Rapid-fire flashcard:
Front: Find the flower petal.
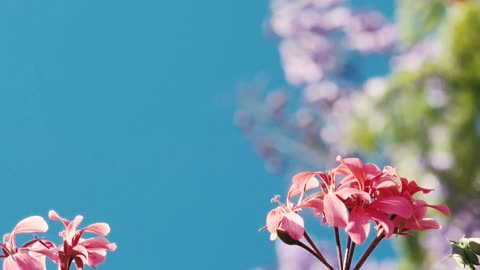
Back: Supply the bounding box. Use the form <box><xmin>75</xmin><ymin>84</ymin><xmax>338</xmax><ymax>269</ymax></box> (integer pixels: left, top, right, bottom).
<box><xmin>9</xmin><ymin>216</ymin><xmax>48</xmax><ymax>248</ymax></box>
<box><xmin>48</xmin><ymin>210</ymin><xmax>70</xmax><ymax>228</ymax></box>
<box><xmin>5</xmin><ymin>253</ymin><xmax>44</xmax><ymax>270</ymax></box>
<box><xmin>266</xmin><ymin>207</ymin><xmax>285</xmax><ymax>234</ymax></box>
<box><xmin>335</xmin><ymin>188</ymin><xmax>370</xmax><ymax>203</ymax></box>
<box><xmin>428</xmin><ymin>203</ymin><xmax>450</xmax><ymax>216</ymax></box>
<box><xmin>346</xmin><ymin>206</ymin><xmax>370</xmax><ymax>244</ymax></box>
<box><xmin>370</xmin><ymin>196</ymin><xmax>413</xmax><ymax>218</ymax></box>
<box><xmin>288</xmin><ymin>172</ymin><xmax>319</xmax><ymax>198</ymax></box>
<box><xmin>65</xmin><ymin>215</ymin><xmax>84</xmax><ymax>244</ymax></box>
<box><xmin>323</xmin><ymin>193</ymin><xmax>348</xmax><ymax>227</ymax></box>
<box><xmin>280</xmin><ymin>211</ymin><xmax>304</xmax><ymax>240</ymax></box>
<box><xmin>84</xmin><ymin>223</ymin><xmax>111</xmax><ymax>236</ymax></box>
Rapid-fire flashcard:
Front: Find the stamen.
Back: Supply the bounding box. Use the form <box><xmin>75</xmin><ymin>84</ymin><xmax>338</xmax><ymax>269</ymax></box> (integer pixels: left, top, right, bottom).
<box><xmin>270</xmin><ymin>195</ymin><xmax>281</xmax><ymax>204</ymax></box>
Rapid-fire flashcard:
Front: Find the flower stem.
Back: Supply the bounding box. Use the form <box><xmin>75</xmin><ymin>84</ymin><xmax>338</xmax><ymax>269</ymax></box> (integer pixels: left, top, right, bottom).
<box><xmin>352</xmin><ymin>233</ymin><xmax>385</xmax><ymax>270</ymax></box>
<box><xmin>334</xmin><ymin>227</ymin><xmax>344</xmax><ymax>270</ymax></box>
<box><xmin>303</xmin><ymin>231</ymin><xmax>334</xmax><ymax>270</ymax></box>
<box><xmin>344</xmin><ymin>237</ymin><xmax>356</xmax><ymax>270</ymax></box>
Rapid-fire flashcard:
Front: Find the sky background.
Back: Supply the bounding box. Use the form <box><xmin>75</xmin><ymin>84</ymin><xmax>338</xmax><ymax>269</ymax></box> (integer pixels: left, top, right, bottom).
<box><xmin>0</xmin><ymin>1</ymin><xmax>393</xmax><ymax>269</ymax></box>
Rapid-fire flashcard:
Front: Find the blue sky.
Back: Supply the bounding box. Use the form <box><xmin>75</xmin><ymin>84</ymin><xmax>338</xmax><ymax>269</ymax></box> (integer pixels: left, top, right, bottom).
<box><xmin>0</xmin><ymin>0</ymin><xmax>283</xmax><ymax>269</ymax></box>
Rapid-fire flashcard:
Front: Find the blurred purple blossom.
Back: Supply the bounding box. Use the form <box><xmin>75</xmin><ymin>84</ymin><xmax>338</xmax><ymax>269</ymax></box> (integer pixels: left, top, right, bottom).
<box><xmin>268</xmin><ymin>0</ymin><xmax>397</xmax><ymax>86</ymax></box>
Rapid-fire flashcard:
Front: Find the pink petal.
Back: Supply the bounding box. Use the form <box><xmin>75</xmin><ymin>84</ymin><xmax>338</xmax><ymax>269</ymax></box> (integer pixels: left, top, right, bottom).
<box><xmin>3</xmin><ymin>256</ymin><xmax>16</xmax><ymax>270</ymax></box>
<box><xmin>335</xmin><ymin>188</ymin><xmax>370</xmax><ymax>203</ymax></box>
<box><xmin>280</xmin><ymin>211</ymin><xmax>304</xmax><ymax>240</ymax></box>
<box><xmin>80</xmin><ymin>237</ymin><xmax>116</xmax><ymax>251</ymax></box>
<box><xmin>12</xmin><ymin>216</ymin><xmax>48</xmax><ymax>234</ymax></box>
<box><xmin>323</xmin><ymin>193</ymin><xmax>348</xmax><ymax>227</ymax></box>
<box><xmin>363</xmin><ymin>163</ymin><xmax>382</xmax><ymax>178</ymax></box>
<box><xmin>73</xmin><ymin>244</ymin><xmax>89</xmax><ymax>260</ymax></box>
<box><xmin>302</xmin><ymin>196</ymin><xmax>324</xmax><ymax>216</ymax></box>
<box><xmin>367</xmin><ymin>209</ymin><xmax>394</xmax><ymax>239</ymax></box>
<box><xmin>29</xmin><ymin>241</ymin><xmax>59</xmax><ymax>264</ymax></box>
<box><xmin>65</xmin><ymin>215</ymin><xmax>84</xmax><ymax>244</ymax></box>
<box><xmin>48</xmin><ymin>210</ymin><xmax>70</xmax><ymax>228</ymax></box>
<box><xmin>266</xmin><ymin>207</ymin><xmax>285</xmax><ymax>234</ymax></box>
<box><xmin>336</xmin><ymin>156</ymin><xmax>366</xmax><ymax>181</ymax></box>
<box><xmin>416</xmin><ymin>218</ymin><xmax>441</xmax><ymax>230</ymax></box>
<box><xmin>428</xmin><ymin>204</ymin><xmax>450</xmax><ymax>216</ymax></box>
<box><xmin>370</xmin><ymin>196</ymin><xmax>413</xmax><ymax>218</ymax></box>
<box><xmin>86</xmin><ymin>250</ymin><xmax>107</xmax><ymax>267</ymax></box>
<box><xmin>407</xmin><ymin>180</ymin><xmax>433</xmax><ymax>195</ymax></box>
<box><xmin>10</xmin><ymin>216</ymin><xmax>48</xmax><ymax>248</ymax></box>
<box><xmin>84</xmin><ymin>223</ymin><xmax>111</xmax><ymax>236</ymax></box>
<box><xmin>4</xmin><ymin>253</ymin><xmax>44</xmax><ymax>270</ymax></box>
<box><xmin>346</xmin><ymin>206</ymin><xmax>370</xmax><ymax>244</ymax></box>
<box><xmin>288</xmin><ymin>172</ymin><xmax>319</xmax><ymax>198</ymax></box>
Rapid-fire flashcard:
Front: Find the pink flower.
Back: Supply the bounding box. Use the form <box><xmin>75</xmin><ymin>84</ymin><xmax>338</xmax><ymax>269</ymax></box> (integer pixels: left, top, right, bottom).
<box><xmin>264</xmin><ymin>172</ymin><xmax>322</xmax><ymax>241</ymax></box>
<box><xmin>393</xmin><ymin>176</ymin><xmax>450</xmax><ymax>232</ymax></box>
<box><xmin>316</xmin><ymin>159</ymin><xmax>371</xmax><ymax>229</ymax></box>
<box><xmin>335</xmin><ymin>157</ymin><xmax>413</xmax><ymax>244</ymax></box>
<box><xmin>0</xmin><ymin>216</ymin><xmax>48</xmax><ymax>270</ymax></box>
<box><xmin>47</xmin><ymin>210</ymin><xmax>116</xmax><ymax>270</ymax></box>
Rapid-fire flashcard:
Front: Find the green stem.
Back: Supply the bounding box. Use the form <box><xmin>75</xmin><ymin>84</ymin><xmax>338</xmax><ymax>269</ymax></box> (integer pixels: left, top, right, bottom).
<box><xmin>303</xmin><ymin>231</ymin><xmax>334</xmax><ymax>270</ymax></box>
<box><xmin>353</xmin><ymin>234</ymin><xmax>385</xmax><ymax>270</ymax></box>
<box><xmin>334</xmin><ymin>227</ymin><xmax>344</xmax><ymax>270</ymax></box>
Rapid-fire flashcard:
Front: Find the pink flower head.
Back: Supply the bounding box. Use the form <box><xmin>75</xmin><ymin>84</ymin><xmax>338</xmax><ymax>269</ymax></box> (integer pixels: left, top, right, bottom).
<box><xmin>47</xmin><ymin>210</ymin><xmax>116</xmax><ymax>270</ymax></box>
<box><xmin>0</xmin><ymin>216</ymin><xmax>48</xmax><ymax>270</ymax></box>
<box><xmin>263</xmin><ymin>172</ymin><xmax>322</xmax><ymax>241</ymax></box>
<box><xmin>393</xmin><ymin>177</ymin><xmax>450</xmax><ymax>233</ymax></box>
<box><xmin>333</xmin><ymin>157</ymin><xmax>413</xmax><ymax>244</ymax></box>
<box><xmin>317</xmin><ymin>161</ymin><xmax>371</xmax><ymax>230</ymax></box>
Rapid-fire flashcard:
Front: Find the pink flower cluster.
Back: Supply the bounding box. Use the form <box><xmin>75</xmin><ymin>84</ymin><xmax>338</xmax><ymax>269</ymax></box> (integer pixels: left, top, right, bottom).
<box><xmin>0</xmin><ymin>210</ymin><xmax>116</xmax><ymax>270</ymax></box>
<box><xmin>262</xmin><ymin>156</ymin><xmax>450</xmax><ymax>269</ymax></box>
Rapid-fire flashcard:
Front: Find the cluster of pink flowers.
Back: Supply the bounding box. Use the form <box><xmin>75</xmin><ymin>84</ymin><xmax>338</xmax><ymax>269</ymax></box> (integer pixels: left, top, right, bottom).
<box><xmin>262</xmin><ymin>156</ymin><xmax>450</xmax><ymax>269</ymax></box>
<box><xmin>0</xmin><ymin>210</ymin><xmax>116</xmax><ymax>270</ymax></box>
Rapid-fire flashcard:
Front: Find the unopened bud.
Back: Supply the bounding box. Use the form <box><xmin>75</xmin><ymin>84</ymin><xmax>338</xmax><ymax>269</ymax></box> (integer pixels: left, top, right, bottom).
<box><xmin>451</xmin><ymin>241</ymin><xmax>480</xmax><ymax>268</ymax></box>
<box><xmin>464</xmin><ymin>249</ymin><xmax>480</xmax><ymax>265</ymax></box>
<box><xmin>466</xmin><ymin>238</ymin><xmax>480</xmax><ymax>255</ymax></box>
<box><xmin>451</xmin><ymin>241</ymin><xmax>468</xmax><ymax>266</ymax></box>
<box><xmin>276</xmin><ymin>229</ymin><xmax>299</xmax><ymax>245</ymax></box>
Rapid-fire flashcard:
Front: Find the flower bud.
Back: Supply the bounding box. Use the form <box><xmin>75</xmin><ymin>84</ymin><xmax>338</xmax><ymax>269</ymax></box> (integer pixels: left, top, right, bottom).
<box><xmin>451</xmin><ymin>241</ymin><xmax>468</xmax><ymax>266</ymax></box>
<box><xmin>276</xmin><ymin>229</ymin><xmax>299</xmax><ymax>245</ymax></box>
<box><xmin>466</xmin><ymin>238</ymin><xmax>480</xmax><ymax>255</ymax></box>
<box><xmin>451</xmin><ymin>241</ymin><xmax>480</xmax><ymax>267</ymax></box>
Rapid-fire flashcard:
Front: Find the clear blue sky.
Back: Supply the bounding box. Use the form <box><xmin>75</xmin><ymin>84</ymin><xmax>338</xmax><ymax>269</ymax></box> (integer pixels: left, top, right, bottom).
<box><xmin>0</xmin><ymin>1</ymin><xmax>396</xmax><ymax>269</ymax></box>
<box><xmin>0</xmin><ymin>1</ymin><xmax>282</xmax><ymax>269</ymax></box>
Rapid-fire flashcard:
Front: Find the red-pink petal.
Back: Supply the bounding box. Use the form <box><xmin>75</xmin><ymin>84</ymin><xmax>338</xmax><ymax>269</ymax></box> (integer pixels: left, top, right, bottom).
<box><xmin>370</xmin><ymin>196</ymin><xmax>413</xmax><ymax>218</ymax></box>
<box><xmin>335</xmin><ymin>188</ymin><xmax>370</xmax><ymax>203</ymax></box>
<box><xmin>367</xmin><ymin>209</ymin><xmax>394</xmax><ymax>238</ymax></box>
<box><xmin>428</xmin><ymin>204</ymin><xmax>450</xmax><ymax>216</ymax></box>
<box><xmin>407</xmin><ymin>180</ymin><xmax>433</xmax><ymax>195</ymax></box>
<box><xmin>346</xmin><ymin>206</ymin><xmax>370</xmax><ymax>244</ymax></box>
<box><xmin>323</xmin><ymin>193</ymin><xmax>348</xmax><ymax>227</ymax></box>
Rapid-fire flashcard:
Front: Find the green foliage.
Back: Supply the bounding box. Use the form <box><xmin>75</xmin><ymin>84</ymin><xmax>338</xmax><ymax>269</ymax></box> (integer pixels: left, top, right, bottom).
<box><xmin>347</xmin><ymin>1</ymin><xmax>480</xmax><ymax>268</ymax></box>
<box><xmin>396</xmin><ymin>0</ymin><xmax>446</xmax><ymax>46</ymax></box>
